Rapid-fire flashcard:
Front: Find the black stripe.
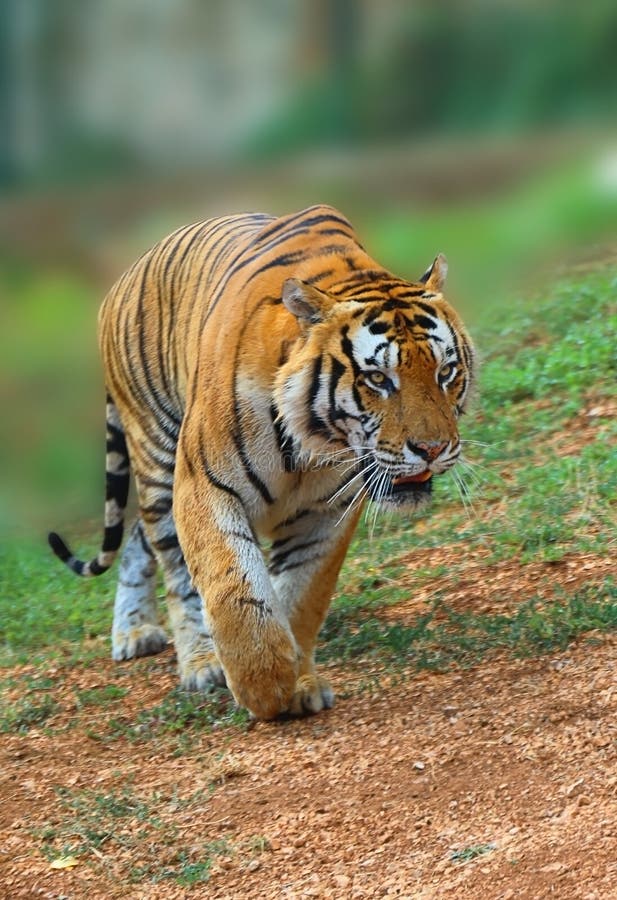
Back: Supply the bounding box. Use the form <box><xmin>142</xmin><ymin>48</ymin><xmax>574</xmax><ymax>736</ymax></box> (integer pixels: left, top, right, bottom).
<box><xmin>106</xmin><ymin>421</ymin><xmax>127</xmax><ymax>453</ymax></box>
<box><xmin>224</xmin><ymin>529</ymin><xmax>258</xmax><ymax>544</ymax></box>
<box><xmin>244</xmin><ymin>248</ymin><xmax>307</xmax><ymax>283</ymax></box>
<box><xmin>328</xmin><ymin>355</ymin><xmax>347</xmax><ymax>428</ymax></box>
<box><xmin>140</xmin><ymin>441</ymin><xmax>175</xmax><ymax>473</ymax></box>
<box><xmin>160</xmin><ymin>222</ymin><xmax>212</xmax><ymax>402</ymax></box>
<box><xmin>413</xmin><ymin>299</ymin><xmax>440</xmax><ymax>316</ymax></box>
<box><xmin>236</xmin><ymin>439</ymin><xmax>274</xmax><ymax>503</ymax></box>
<box><xmin>238</xmin><ymin>596</ymin><xmax>272</xmax><ymax>615</ymax></box>
<box><xmin>106</xmin><ymin>471</ymin><xmax>130</xmax><ymax>507</ymax></box>
<box><xmin>249</xmin><ymin>209</ymin><xmax>312</xmax><ymax>246</ymax></box>
<box><xmin>201</xmin><ymin>221</ymin><xmax>304</xmax><ymax>327</ymax></box>
<box><xmin>162</xmin><ymin>220</ymin><xmax>208</xmax><ymax>284</ymax></box>
<box><xmin>411</xmin><ymin>314</ymin><xmax>437</xmax><ymax>331</ymax></box>
<box><xmin>230</xmin><ymin>297</ymin><xmax>276</xmax><ymax>503</ymax></box>
<box><xmin>393</xmin><ymin>288</ymin><xmax>426</xmax><ymax>299</ymax></box>
<box><xmin>136</xmin><ymin>522</ymin><xmax>155</xmax><ymax>557</ymax></box>
<box><xmin>344</xmin><ymin>285</ymin><xmax>387</xmax><ymax>299</ymax></box>
<box><xmin>269</xmin><ymin>553</ymin><xmax>324</xmax><ymax>575</ymax></box>
<box><xmin>329</xmin><ymin>270</ymin><xmax>389</xmax><ymax>294</ymax></box>
<box><xmin>269</xmin><ymin>539</ymin><xmax>324</xmax><ymax>574</ymax></box>
<box><xmin>308</xmin><ymin>355</ymin><xmax>323</xmax><ymax>409</ymax></box>
<box><xmin>311</xmin><ymin>242</ymin><xmax>353</xmax><ymax>258</ymax></box>
<box><xmin>141</xmin><ymin>495</ymin><xmax>173</xmax><ymax>521</ymax></box>
<box><xmin>381</xmin><ymin>298</ymin><xmax>420</xmax><ymax>312</ymax></box>
<box><xmin>303</xmin><ymin>268</ymin><xmax>335</xmax><ymax>285</ymax></box>
<box><xmin>152</xmin><ymin>533</ymin><xmax>180</xmax><ymax>552</ymax></box>
<box><xmin>202</xmin><ymin>226</ymin><xmax>303</xmax><ymax>327</ymax></box>
<box><xmin>102</xmin><ymin>522</ymin><xmax>124</xmax><ymax>552</ymax></box>
<box><xmin>139</xmin><ymin>473</ymin><xmax>174</xmax><ymax>492</ymax></box>
<box><xmin>203</xmin><ymin>209</ymin><xmax>357</xmax><ymax>328</ymax></box>
<box><xmin>201</xmin><ymin>444</ymin><xmax>244</xmax><ymax>503</ymax></box>
<box><xmin>363</xmin><ymin>341</ymin><xmax>390</xmax><ymax>369</ymax></box>
<box><xmin>368</xmin><ymin>320</ymin><xmax>390</xmax><ymax>334</ymax></box>
<box><xmin>318</xmin><ymin>227</ymin><xmax>355</xmax><ymax>239</ymax></box>
<box><xmin>134</xmin><ymin>253</ymin><xmax>183</xmax><ymax>431</ymax></box>
<box><xmin>340</xmin><ymin>325</ymin><xmax>361</xmax><ymax>378</ymax></box>
<box><xmin>201</xmin><ymin>216</ymin><xmax>266</xmax><ymax>287</ymax></box>
<box><xmin>48</xmin><ymin>531</ymin><xmax>71</xmax><ymax>562</ymax></box>
<box><xmin>307</xmin><ymin>355</ymin><xmax>330</xmax><ymax>438</ymax></box>
<box><xmin>254</xmin><ymin>209</ymin><xmax>354</xmax><ymax>247</ymax></box>
<box><xmin>270</xmin><ymin>402</ymin><xmax>297</xmax><ymax>472</ymax></box>
<box><xmin>277</xmin><ymin>508</ymin><xmax>312</xmax><ymax>528</ymax></box>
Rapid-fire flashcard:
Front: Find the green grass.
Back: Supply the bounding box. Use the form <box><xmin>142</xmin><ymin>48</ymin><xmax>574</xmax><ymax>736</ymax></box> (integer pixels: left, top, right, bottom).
<box><xmin>0</xmin><ymin>667</ymin><xmax>63</xmax><ymax>733</ymax></box>
<box><xmin>75</xmin><ymin>684</ymin><xmax>128</xmax><ymax>707</ymax></box>
<box><xmin>98</xmin><ymin>687</ymin><xmax>251</xmax><ymax>744</ymax></box>
<box><xmin>0</xmin><ymin>693</ymin><xmax>58</xmax><ymax>734</ymax></box>
<box><xmin>36</xmin><ymin>783</ymin><xmax>267</xmax><ymax>885</ymax></box>
<box><xmin>450</xmin><ymin>842</ymin><xmax>497</xmax><ymax>864</ymax></box>
<box><xmin>320</xmin><ymin>581</ymin><xmax>617</xmax><ymax>669</ymax></box>
<box><xmin>0</xmin><ymin>539</ymin><xmax>116</xmax><ymax>665</ymax></box>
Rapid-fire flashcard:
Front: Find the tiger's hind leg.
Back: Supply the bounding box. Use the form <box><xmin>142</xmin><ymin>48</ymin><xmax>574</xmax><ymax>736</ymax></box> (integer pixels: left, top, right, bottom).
<box><xmin>112</xmin><ymin>519</ymin><xmax>168</xmax><ymax>660</ymax></box>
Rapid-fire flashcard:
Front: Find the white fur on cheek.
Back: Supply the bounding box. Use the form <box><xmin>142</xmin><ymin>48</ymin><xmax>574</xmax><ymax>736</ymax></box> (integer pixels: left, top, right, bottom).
<box><xmin>351</xmin><ymin>326</ymin><xmax>397</xmax><ymax>371</ymax></box>
<box><xmin>427</xmin><ymin>317</ymin><xmax>455</xmax><ymax>366</ymax></box>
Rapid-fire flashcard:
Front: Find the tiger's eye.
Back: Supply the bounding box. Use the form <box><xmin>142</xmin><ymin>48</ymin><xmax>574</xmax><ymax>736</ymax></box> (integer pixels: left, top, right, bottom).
<box><xmin>368</xmin><ymin>371</ymin><xmax>386</xmax><ymax>385</ymax></box>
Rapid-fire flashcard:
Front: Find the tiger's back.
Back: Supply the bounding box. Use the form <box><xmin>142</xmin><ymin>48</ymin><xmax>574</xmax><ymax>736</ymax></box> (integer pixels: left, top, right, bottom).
<box><xmin>99</xmin><ymin>212</ymin><xmax>275</xmax><ymax>436</ymax></box>
<box><xmin>99</xmin><ymin>207</ymin><xmax>373</xmax><ymax>459</ymax></box>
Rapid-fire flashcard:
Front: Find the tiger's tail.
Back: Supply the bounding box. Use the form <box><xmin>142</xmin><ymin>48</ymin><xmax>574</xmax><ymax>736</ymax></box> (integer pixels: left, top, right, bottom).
<box><xmin>48</xmin><ymin>393</ymin><xmax>130</xmax><ymax>577</ymax></box>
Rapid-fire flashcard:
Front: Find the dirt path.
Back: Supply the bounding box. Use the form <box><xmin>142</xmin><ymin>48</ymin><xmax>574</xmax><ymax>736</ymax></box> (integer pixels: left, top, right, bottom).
<box><xmin>2</xmin><ymin>617</ymin><xmax>616</xmax><ymax>899</ymax></box>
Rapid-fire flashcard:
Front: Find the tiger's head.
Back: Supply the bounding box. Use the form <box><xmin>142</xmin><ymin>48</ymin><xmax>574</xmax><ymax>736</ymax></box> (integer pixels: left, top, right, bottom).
<box><xmin>273</xmin><ymin>255</ymin><xmax>475</xmax><ymax>508</ymax></box>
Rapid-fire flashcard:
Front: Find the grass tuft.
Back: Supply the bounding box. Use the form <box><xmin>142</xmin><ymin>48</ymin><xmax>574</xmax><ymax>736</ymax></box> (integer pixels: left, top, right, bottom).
<box><xmin>99</xmin><ymin>688</ymin><xmax>251</xmax><ymax>744</ymax></box>
<box><xmin>319</xmin><ymin>580</ymin><xmax>617</xmax><ymax>670</ymax></box>
<box><xmin>0</xmin><ymin>694</ymin><xmax>58</xmax><ymax>734</ymax></box>
<box><xmin>450</xmin><ymin>842</ymin><xmax>497</xmax><ymax>864</ymax></box>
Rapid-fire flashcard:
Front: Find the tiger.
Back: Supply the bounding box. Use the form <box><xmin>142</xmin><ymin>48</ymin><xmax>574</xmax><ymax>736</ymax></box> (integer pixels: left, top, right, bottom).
<box><xmin>49</xmin><ymin>204</ymin><xmax>475</xmax><ymax>720</ymax></box>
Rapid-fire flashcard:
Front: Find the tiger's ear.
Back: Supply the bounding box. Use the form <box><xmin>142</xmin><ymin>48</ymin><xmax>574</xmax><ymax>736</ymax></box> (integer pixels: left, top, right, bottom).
<box><xmin>282</xmin><ymin>278</ymin><xmax>335</xmax><ymax>324</ymax></box>
<box><xmin>419</xmin><ymin>253</ymin><xmax>448</xmax><ymax>292</ymax></box>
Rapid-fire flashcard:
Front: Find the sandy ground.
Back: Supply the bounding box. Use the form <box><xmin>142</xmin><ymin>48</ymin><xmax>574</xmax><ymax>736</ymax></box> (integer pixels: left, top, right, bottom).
<box><xmin>1</xmin><ymin>545</ymin><xmax>616</xmax><ymax>899</ymax></box>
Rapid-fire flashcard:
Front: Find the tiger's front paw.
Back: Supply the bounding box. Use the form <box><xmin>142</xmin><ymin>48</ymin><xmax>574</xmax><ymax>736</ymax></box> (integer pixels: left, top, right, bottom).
<box><xmin>214</xmin><ymin>617</ymin><xmax>298</xmax><ymax>719</ymax></box>
<box><xmin>287</xmin><ymin>674</ymin><xmax>334</xmax><ymax>717</ymax></box>
<box><xmin>179</xmin><ymin>649</ymin><xmax>227</xmax><ymax>692</ymax></box>
<box><xmin>112</xmin><ymin>624</ymin><xmax>169</xmax><ymax>661</ymax></box>
<box><xmin>178</xmin><ymin>651</ymin><xmax>227</xmax><ymax>693</ymax></box>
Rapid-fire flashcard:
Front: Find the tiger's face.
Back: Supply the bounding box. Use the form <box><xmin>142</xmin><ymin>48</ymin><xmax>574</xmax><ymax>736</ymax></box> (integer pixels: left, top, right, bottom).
<box><xmin>275</xmin><ymin>256</ymin><xmax>475</xmax><ymax>508</ymax></box>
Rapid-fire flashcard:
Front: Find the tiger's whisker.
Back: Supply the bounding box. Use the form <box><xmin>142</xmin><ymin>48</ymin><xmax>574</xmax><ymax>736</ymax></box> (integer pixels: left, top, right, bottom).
<box><xmin>335</xmin><ymin>481</ymin><xmax>371</xmax><ymax>527</ymax></box>
<box><xmin>451</xmin><ymin>468</ymin><xmax>477</xmax><ymax>520</ymax></box>
<box><xmin>328</xmin><ymin>461</ymin><xmax>378</xmax><ymax>505</ymax></box>
<box><xmin>369</xmin><ymin>469</ymin><xmax>389</xmax><ymax>538</ymax></box>
<box><xmin>458</xmin><ymin>456</ymin><xmax>504</xmax><ymax>486</ymax></box>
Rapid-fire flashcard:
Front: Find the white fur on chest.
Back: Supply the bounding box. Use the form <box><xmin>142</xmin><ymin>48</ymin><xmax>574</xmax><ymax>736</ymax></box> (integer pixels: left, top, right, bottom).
<box><xmin>234</xmin><ymin>375</ymin><xmax>353</xmax><ymax>534</ymax></box>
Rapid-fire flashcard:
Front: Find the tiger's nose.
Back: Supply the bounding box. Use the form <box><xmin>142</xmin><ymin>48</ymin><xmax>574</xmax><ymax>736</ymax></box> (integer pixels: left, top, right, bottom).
<box><xmin>407</xmin><ymin>440</ymin><xmax>449</xmax><ymax>462</ymax></box>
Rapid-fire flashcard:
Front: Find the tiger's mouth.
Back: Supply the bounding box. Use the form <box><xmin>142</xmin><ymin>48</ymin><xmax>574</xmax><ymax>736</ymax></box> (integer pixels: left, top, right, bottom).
<box><xmin>363</xmin><ymin>464</ymin><xmax>434</xmax><ymax>506</ymax></box>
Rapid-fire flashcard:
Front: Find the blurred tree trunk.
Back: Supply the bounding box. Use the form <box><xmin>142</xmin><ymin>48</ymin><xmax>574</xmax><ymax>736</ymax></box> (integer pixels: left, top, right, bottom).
<box><xmin>0</xmin><ymin>1</ymin><xmax>11</xmax><ymax>183</ymax></box>
<box><xmin>301</xmin><ymin>0</ymin><xmax>361</xmax><ymax>140</ymax></box>
<box><xmin>2</xmin><ymin>0</ymin><xmax>48</xmax><ymax>185</ymax></box>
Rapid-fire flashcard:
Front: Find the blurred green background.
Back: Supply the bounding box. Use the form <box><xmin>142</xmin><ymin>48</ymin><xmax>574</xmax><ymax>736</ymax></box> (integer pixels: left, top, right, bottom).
<box><xmin>1</xmin><ymin>0</ymin><xmax>616</xmax><ymax>542</ymax></box>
